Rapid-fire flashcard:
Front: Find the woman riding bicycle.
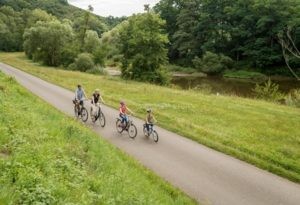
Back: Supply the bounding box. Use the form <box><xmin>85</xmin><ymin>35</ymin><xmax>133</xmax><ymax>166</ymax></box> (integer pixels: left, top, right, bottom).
<box><xmin>90</xmin><ymin>89</ymin><xmax>105</xmax><ymax>117</ymax></box>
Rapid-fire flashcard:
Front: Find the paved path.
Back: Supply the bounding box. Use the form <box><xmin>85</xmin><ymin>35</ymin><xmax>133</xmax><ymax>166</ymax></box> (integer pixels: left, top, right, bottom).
<box><xmin>1</xmin><ymin>63</ymin><xmax>300</xmax><ymax>205</ymax></box>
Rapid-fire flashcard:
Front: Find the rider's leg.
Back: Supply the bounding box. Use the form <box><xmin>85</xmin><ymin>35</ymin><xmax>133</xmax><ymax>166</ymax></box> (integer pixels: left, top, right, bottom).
<box><xmin>120</xmin><ymin>114</ymin><xmax>126</xmax><ymax>127</ymax></box>
<box><xmin>125</xmin><ymin>115</ymin><xmax>129</xmax><ymax>126</ymax></box>
<box><xmin>146</xmin><ymin>123</ymin><xmax>150</xmax><ymax>132</ymax></box>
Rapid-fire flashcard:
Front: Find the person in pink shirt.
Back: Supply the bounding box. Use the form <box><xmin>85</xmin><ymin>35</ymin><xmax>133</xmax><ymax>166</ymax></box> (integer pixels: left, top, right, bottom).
<box><xmin>119</xmin><ymin>101</ymin><xmax>133</xmax><ymax>127</ymax></box>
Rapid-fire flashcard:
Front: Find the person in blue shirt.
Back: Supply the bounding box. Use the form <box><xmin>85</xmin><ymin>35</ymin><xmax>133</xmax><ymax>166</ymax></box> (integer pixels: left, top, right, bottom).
<box><xmin>74</xmin><ymin>84</ymin><xmax>87</xmax><ymax>107</ymax></box>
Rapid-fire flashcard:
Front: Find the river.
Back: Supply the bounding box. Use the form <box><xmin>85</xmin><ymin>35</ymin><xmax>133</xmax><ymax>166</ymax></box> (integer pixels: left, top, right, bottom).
<box><xmin>172</xmin><ymin>76</ymin><xmax>300</xmax><ymax>97</ymax></box>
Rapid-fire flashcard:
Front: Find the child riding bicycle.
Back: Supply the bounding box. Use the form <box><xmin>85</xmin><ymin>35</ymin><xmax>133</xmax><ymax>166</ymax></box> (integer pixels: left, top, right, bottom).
<box><xmin>119</xmin><ymin>101</ymin><xmax>133</xmax><ymax>128</ymax></box>
<box><xmin>145</xmin><ymin>108</ymin><xmax>157</xmax><ymax>136</ymax></box>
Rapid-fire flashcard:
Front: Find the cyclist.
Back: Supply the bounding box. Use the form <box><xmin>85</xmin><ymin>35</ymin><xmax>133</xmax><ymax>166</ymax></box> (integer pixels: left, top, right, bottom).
<box><xmin>145</xmin><ymin>108</ymin><xmax>157</xmax><ymax>136</ymax></box>
<box><xmin>119</xmin><ymin>101</ymin><xmax>133</xmax><ymax>128</ymax></box>
<box><xmin>90</xmin><ymin>89</ymin><xmax>105</xmax><ymax>118</ymax></box>
<box><xmin>74</xmin><ymin>84</ymin><xmax>87</xmax><ymax>114</ymax></box>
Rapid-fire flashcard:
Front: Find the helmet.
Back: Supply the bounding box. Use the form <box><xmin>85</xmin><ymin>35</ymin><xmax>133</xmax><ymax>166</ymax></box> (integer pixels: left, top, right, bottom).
<box><xmin>95</xmin><ymin>89</ymin><xmax>100</xmax><ymax>93</ymax></box>
<box><xmin>147</xmin><ymin>108</ymin><xmax>152</xmax><ymax>113</ymax></box>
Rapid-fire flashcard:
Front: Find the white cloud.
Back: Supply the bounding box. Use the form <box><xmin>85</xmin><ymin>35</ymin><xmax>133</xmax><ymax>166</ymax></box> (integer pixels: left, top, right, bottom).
<box><xmin>68</xmin><ymin>0</ymin><xmax>160</xmax><ymax>17</ymax></box>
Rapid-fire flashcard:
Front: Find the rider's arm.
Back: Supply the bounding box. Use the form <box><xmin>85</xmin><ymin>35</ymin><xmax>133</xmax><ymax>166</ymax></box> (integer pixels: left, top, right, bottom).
<box><xmin>153</xmin><ymin>116</ymin><xmax>157</xmax><ymax>123</ymax></box>
<box><xmin>91</xmin><ymin>95</ymin><xmax>95</xmax><ymax>104</ymax></box>
<box><xmin>100</xmin><ymin>95</ymin><xmax>105</xmax><ymax>104</ymax></box>
<box><xmin>74</xmin><ymin>90</ymin><xmax>78</xmax><ymax>100</ymax></box>
<box><xmin>83</xmin><ymin>89</ymin><xmax>87</xmax><ymax>99</ymax></box>
<box><xmin>127</xmin><ymin>107</ymin><xmax>134</xmax><ymax>115</ymax></box>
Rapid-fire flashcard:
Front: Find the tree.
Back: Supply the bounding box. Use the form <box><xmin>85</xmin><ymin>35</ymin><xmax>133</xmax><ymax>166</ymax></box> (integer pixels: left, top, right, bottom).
<box><xmin>26</xmin><ymin>8</ymin><xmax>56</xmax><ymax>28</ymax></box>
<box><xmin>100</xmin><ymin>20</ymin><xmax>128</xmax><ymax>61</ymax></box>
<box><xmin>0</xmin><ymin>6</ymin><xmax>25</xmax><ymax>51</ymax></box>
<box><xmin>154</xmin><ymin>0</ymin><xmax>182</xmax><ymax>61</ymax></box>
<box><xmin>172</xmin><ymin>0</ymin><xmax>200</xmax><ymax>65</ymax></box>
<box><xmin>23</xmin><ymin>20</ymin><xmax>74</xmax><ymax>66</ymax></box>
<box><xmin>84</xmin><ymin>30</ymin><xmax>101</xmax><ymax>53</ymax></box>
<box><xmin>119</xmin><ymin>13</ymin><xmax>169</xmax><ymax>85</ymax></box>
<box><xmin>278</xmin><ymin>26</ymin><xmax>300</xmax><ymax>80</ymax></box>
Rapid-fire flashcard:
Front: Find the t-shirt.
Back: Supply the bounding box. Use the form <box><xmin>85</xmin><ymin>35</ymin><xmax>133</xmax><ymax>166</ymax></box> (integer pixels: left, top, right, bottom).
<box><xmin>92</xmin><ymin>93</ymin><xmax>100</xmax><ymax>104</ymax></box>
<box><xmin>75</xmin><ymin>88</ymin><xmax>85</xmax><ymax>100</ymax></box>
<box><xmin>119</xmin><ymin>105</ymin><xmax>127</xmax><ymax>114</ymax></box>
<box><xmin>147</xmin><ymin>113</ymin><xmax>155</xmax><ymax>123</ymax></box>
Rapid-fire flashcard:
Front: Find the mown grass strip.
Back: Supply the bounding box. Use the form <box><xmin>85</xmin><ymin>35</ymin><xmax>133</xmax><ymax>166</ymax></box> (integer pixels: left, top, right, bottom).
<box><xmin>0</xmin><ymin>71</ymin><xmax>195</xmax><ymax>204</ymax></box>
<box><xmin>1</xmin><ymin>52</ymin><xmax>300</xmax><ymax>183</ymax></box>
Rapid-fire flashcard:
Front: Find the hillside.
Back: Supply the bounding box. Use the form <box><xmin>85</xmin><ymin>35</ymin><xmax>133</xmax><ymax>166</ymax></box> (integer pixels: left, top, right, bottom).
<box><xmin>0</xmin><ymin>0</ymin><xmax>104</xmax><ymax>21</ymax></box>
<box><xmin>0</xmin><ymin>71</ymin><xmax>195</xmax><ymax>204</ymax></box>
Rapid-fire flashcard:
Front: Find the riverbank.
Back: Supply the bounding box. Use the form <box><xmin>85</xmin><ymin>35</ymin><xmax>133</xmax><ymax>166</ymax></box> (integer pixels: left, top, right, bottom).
<box><xmin>1</xmin><ymin>52</ymin><xmax>300</xmax><ymax>183</ymax></box>
<box><xmin>0</xmin><ymin>72</ymin><xmax>195</xmax><ymax>204</ymax></box>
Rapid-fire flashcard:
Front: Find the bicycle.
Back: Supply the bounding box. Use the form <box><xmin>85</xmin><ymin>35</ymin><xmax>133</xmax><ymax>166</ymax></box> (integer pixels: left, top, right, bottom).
<box><xmin>91</xmin><ymin>102</ymin><xmax>106</xmax><ymax>127</ymax></box>
<box><xmin>73</xmin><ymin>99</ymin><xmax>88</xmax><ymax>122</ymax></box>
<box><xmin>143</xmin><ymin>124</ymin><xmax>159</xmax><ymax>143</ymax></box>
<box><xmin>116</xmin><ymin>115</ymin><xmax>137</xmax><ymax>139</ymax></box>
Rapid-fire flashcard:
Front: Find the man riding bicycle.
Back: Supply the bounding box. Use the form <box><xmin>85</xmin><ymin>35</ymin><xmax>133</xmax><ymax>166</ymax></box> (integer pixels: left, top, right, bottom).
<box><xmin>119</xmin><ymin>101</ymin><xmax>133</xmax><ymax>128</ymax></box>
<box><xmin>74</xmin><ymin>84</ymin><xmax>87</xmax><ymax>114</ymax></box>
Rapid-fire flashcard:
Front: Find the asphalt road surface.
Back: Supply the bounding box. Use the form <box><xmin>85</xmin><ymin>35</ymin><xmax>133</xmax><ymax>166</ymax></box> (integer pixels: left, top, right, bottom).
<box><xmin>1</xmin><ymin>63</ymin><xmax>300</xmax><ymax>205</ymax></box>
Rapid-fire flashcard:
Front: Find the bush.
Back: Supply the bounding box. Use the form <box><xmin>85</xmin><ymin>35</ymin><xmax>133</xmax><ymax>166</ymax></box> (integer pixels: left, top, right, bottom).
<box><xmin>86</xmin><ymin>66</ymin><xmax>107</xmax><ymax>75</ymax></box>
<box><xmin>93</xmin><ymin>46</ymin><xmax>107</xmax><ymax>67</ymax></box>
<box><xmin>285</xmin><ymin>89</ymin><xmax>300</xmax><ymax>108</ymax></box>
<box><xmin>121</xmin><ymin>54</ymin><xmax>170</xmax><ymax>85</ymax></box>
<box><xmin>253</xmin><ymin>78</ymin><xmax>284</xmax><ymax>102</ymax></box>
<box><xmin>60</xmin><ymin>45</ymin><xmax>79</xmax><ymax>67</ymax></box>
<box><xmin>193</xmin><ymin>52</ymin><xmax>233</xmax><ymax>74</ymax></box>
<box><xmin>72</xmin><ymin>53</ymin><xmax>95</xmax><ymax>72</ymax></box>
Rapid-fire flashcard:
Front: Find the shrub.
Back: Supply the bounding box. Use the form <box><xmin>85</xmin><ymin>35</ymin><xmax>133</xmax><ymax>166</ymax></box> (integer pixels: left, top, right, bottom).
<box><xmin>193</xmin><ymin>52</ymin><xmax>233</xmax><ymax>74</ymax></box>
<box><xmin>93</xmin><ymin>46</ymin><xmax>107</xmax><ymax>67</ymax></box>
<box><xmin>86</xmin><ymin>66</ymin><xmax>107</xmax><ymax>75</ymax></box>
<box><xmin>285</xmin><ymin>89</ymin><xmax>300</xmax><ymax>108</ymax></box>
<box><xmin>60</xmin><ymin>45</ymin><xmax>79</xmax><ymax>67</ymax></box>
<box><xmin>253</xmin><ymin>78</ymin><xmax>284</xmax><ymax>102</ymax></box>
<box><xmin>72</xmin><ymin>53</ymin><xmax>95</xmax><ymax>72</ymax></box>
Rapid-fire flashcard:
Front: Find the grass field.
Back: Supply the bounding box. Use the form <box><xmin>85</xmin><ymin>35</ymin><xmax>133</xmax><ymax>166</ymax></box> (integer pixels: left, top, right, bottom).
<box><xmin>1</xmin><ymin>52</ymin><xmax>300</xmax><ymax>183</ymax></box>
<box><xmin>0</xmin><ymin>72</ymin><xmax>195</xmax><ymax>204</ymax></box>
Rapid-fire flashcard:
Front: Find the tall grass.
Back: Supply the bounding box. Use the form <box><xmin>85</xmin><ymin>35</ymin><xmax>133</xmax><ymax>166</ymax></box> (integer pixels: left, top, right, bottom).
<box><xmin>0</xmin><ymin>72</ymin><xmax>195</xmax><ymax>204</ymax></box>
<box><xmin>1</xmin><ymin>52</ymin><xmax>300</xmax><ymax>183</ymax></box>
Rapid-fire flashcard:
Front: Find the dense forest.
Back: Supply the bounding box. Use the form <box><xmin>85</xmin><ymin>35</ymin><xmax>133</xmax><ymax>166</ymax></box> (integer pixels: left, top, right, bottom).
<box><xmin>0</xmin><ymin>0</ymin><xmax>299</xmax><ymax>84</ymax></box>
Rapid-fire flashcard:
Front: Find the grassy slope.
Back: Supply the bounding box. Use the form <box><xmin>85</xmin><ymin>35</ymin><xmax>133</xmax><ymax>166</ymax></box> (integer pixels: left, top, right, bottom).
<box><xmin>0</xmin><ymin>52</ymin><xmax>300</xmax><ymax>183</ymax></box>
<box><xmin>0</xmin><ymin>72</ymin><xmax>195</xmax><ymax>204</ymax></box>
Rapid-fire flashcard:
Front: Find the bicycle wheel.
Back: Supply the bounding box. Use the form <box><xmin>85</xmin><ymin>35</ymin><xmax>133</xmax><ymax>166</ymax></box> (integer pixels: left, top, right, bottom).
<box><xmin>128</xmin><ymin>123</ymin><xmax>137</xmax><ymax>139</ymax></box>
<box><xmin>152</xmin><ymin>130</ymin><xmax>159</xmax><ymax>143</ymax></box>
<box><xmin>81</xmin><ymin>107</ymin><xmax>88</xmax><ymax>122</ymax></box>
<box><xmin>99</xmin><ymin>112</ymin><xmax>106</xmax><ymax>127</ymax></box>
<box><xmin>116</xmin><ymin>119</ymin><xmax>123</xmax><ymax>133</ymax></box>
